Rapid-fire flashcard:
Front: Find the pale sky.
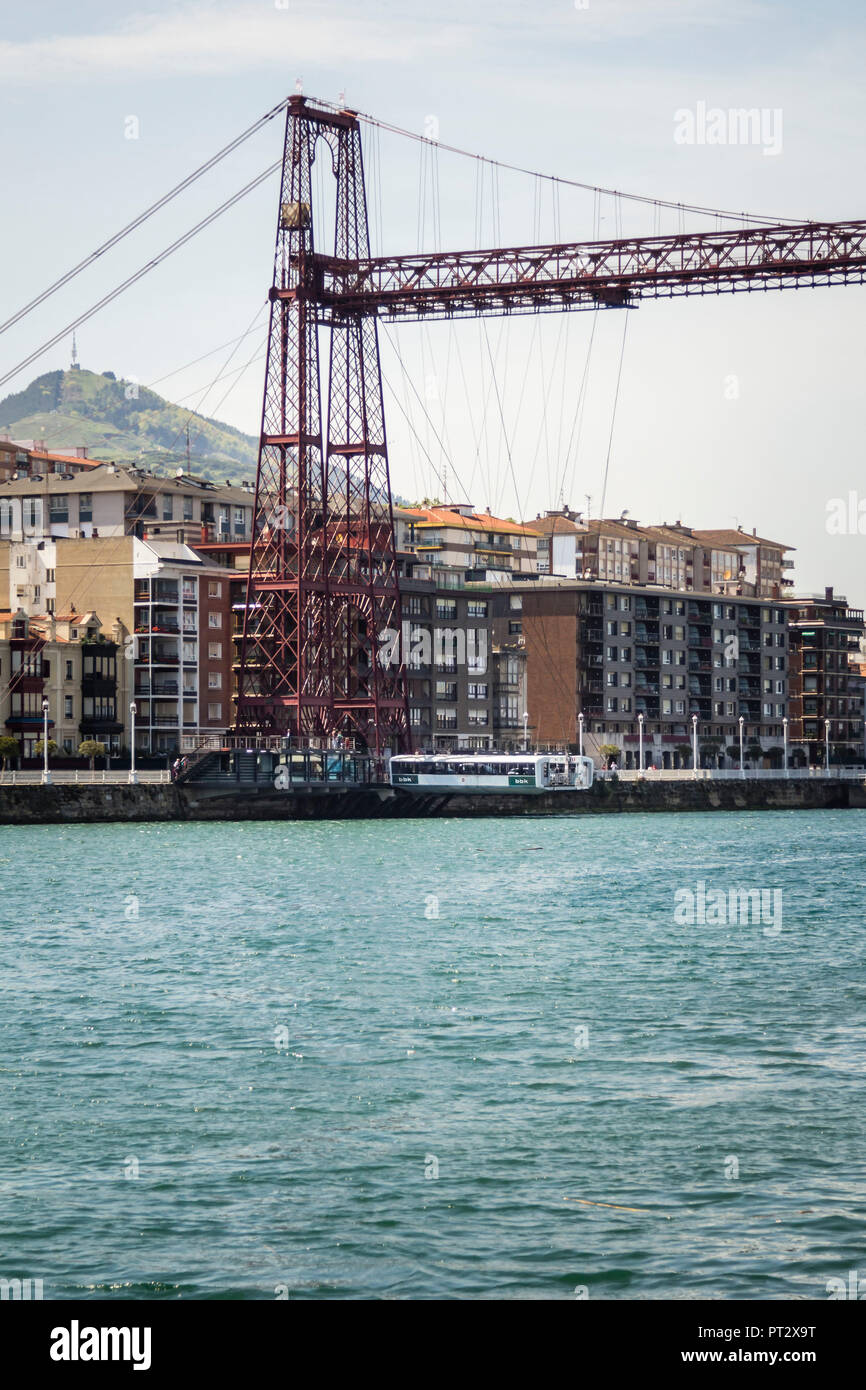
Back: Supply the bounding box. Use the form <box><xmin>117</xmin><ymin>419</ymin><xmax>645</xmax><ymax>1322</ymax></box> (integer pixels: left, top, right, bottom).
<box><xmin>1</xmin><ymin>0</ymin><xmax>864</xmax><ymax>603</ymax></box>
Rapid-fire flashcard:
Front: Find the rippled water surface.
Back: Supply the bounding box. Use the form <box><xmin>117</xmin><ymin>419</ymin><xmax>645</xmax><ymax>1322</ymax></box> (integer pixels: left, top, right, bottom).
<box><xmin>1</xmin><ymin>810</ymin><xmax>864</xmax><ymax>1299</ymax></box>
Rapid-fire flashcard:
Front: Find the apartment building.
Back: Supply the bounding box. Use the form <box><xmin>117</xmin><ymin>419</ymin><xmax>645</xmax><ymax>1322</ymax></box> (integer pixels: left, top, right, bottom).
<box><xmin>388</xmin><ymin>576</ymin><xmax>494</xmax><ymax>750</ymax></box>
<box><xmin>533</xmin><ymin>511</ymin><xmax>586</xmax><ymax>577</ymax></box>
<box><xmin>0</xmin><ymin>608</ymin><xmax>127</xmax><ymax>758</ymax></box>
<box><xmin>132</xmin><ymin>544</ymin><xmax>233</xmax><ymax>755</ymax></box>
<box><xmin>401</xmin><ymin>504</ymin><xmax>540</xmax><ymax>576</ymax></box>
<box><xmin>499</xmin><ymin>581</ymin><xmax>792</xmax><ymax>768</ymax></box>
<box><xmin>0</xmin><ymin>438</ymin><xmax>99</xmax><ymax>483</ymax></box>
<box><xmin>0</xmin><ymin>532</ymin><xmax>233</xmax><ymax>757</ymax></box>
<box><xmin>543</xmin><ymin>514</ymin><xmax>796</xmax><ymax>598</ymax></box>
<box><xmin>786</xmin><ymin>589</ymin><xmax>865</xmax><ymax>763</ymax></box>
<box><xmin>0</xmin><ymin>463</ymin><xmax>255</xmax><ymax>545</ymax></box>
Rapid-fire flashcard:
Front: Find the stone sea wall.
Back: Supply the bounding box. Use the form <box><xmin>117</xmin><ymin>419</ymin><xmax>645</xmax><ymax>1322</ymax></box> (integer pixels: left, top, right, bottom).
<box><xmin>0</xmin><ymin>776</ymin><xmax>863</xmax><ymax>825</ymax></box>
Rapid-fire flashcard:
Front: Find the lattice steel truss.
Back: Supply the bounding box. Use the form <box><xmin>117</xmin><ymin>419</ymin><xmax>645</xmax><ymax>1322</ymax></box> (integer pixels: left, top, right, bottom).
<box><xmin>237</xmin><ymin>97</ymin><xmax>409</xmax><ymax>753</ymax></box>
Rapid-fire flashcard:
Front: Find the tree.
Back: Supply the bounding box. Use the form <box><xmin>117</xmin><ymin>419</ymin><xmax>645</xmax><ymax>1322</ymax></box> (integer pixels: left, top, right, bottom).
<box><xmin>78</xmin><ymin>739</ymin><xmax>106</xmax><ymax>770</ymax></box>
<box><xmin>34</xmin><ymin>738</ymin><xmax>58</xmax><ymax>758</ymax></box>
<box><xmin>599</xmin><ymin>743</ymin><xmax>620</xmax><ymax>768</ymax></box>
<box><xmin>0</xmin><ymin>735</ymin><xmax>20</xmax><ymax>770</ymax></box>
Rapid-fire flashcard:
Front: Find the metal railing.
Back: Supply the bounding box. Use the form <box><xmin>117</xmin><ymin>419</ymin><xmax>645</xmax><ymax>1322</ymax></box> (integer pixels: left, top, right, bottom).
<box><xmin>0</xmin><ymin>770</ymin><xmax>171</xmax><ymax>785</ymax></box>
<box><xmin>597</xmin><ymin>767</ymin><xmax>866</xmax><ymax>782</ymax></box>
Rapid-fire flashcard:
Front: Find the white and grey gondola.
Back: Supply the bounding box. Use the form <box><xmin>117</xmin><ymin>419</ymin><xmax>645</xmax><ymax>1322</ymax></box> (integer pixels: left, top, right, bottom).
<box><xmin>389</xmin><ymin>752</ymin><xmax>594</xmax><ymax>793</ymax></box>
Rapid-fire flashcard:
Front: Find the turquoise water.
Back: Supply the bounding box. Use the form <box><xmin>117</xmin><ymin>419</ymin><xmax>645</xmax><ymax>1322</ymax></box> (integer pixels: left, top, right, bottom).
<box><xmin>1</xmin><ymin>810</ymin><xmax>864</xmax><ymax>1300</ymax></box>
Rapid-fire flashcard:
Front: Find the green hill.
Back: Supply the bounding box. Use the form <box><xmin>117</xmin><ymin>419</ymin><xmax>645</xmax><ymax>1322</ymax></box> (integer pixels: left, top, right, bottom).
<box><xmin>0</xmin><ymin>367</ymin><xmax>259</xmax><ymax>481</ymax></box>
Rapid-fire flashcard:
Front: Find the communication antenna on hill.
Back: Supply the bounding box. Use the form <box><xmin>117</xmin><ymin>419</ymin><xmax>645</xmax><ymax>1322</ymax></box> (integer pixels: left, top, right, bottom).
<box><xmin>186</xmin><ymin>422</ymin><xmax>191</xmax><ymax>470</ymax></box>
<box><xmin>70</xmin><ymin>332</ymin><xmax>80</xmax><ymax>371</ymax></box>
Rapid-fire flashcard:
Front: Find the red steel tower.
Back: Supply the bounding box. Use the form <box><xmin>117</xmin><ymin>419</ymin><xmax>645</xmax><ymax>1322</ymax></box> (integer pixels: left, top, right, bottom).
<box><xmin>237</xmin><ymin>96</ymin><xmax>409</xmax><ymax>754</ymax></box>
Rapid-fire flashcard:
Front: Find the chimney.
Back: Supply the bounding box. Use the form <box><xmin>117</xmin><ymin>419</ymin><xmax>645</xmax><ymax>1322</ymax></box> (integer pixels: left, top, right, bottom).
<box><xmin>752</xmin><ymin>527</ymin><xmax>757</xmax><ymax>536</ymax></box>
<box><xmin>825</xmin><ymin>586</ymin><xmax>834</xmax><ymax>601</ymax></box>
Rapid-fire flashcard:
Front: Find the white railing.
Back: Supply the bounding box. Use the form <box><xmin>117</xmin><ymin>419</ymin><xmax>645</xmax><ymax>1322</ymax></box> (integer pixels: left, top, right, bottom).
<box><xmin>0</xmin><ymin>770</ymin><xmax>171</xmax><ymax>786</ymax></box>
<box><xmin>597</xmin><ymin>767</ymin><xmax>866</xmax><ymax>782</ymax></box>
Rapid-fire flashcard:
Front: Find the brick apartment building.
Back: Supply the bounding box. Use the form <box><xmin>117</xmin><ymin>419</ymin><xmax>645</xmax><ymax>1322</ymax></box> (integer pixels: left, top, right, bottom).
<box><xmin>496</xmin><ymin>581</ymin><xmax>793</xmax><ymax>769</ymax></box>
<box><xmin>786</xmin><ymin>588</ymin><xmax>866</xmax><ymax>764</ymax></box>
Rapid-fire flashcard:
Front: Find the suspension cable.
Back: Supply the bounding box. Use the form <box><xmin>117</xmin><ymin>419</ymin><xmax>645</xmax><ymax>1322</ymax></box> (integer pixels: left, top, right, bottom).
<box><xmin>0</xmin><ymin>98</ymin><xmax>289</xmax><ymax>339</ymax></box>
<box><xmin>0</xmin><ymin>162</ymin><xmax>280</xmax><ymax>392</ymax></box>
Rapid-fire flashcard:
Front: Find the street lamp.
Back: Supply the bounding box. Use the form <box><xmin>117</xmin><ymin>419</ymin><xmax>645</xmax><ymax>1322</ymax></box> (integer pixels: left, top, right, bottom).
<box><xmin>691</xmin><ymin>713</ymin><xmax>699</xmax><ymax>779</ymax></box>
<box><xmin>129</xmin><ymin>702</ymin><xmax>138</xmax><ymax>784</ymax></box>
<box><xmin>41</xmin><ymin>697</ymin><xmax>51</xmax><ymax>785</ymax></box>
<box><xmin>638</xmin><ymin>712</ymin><xmax>645</xmax><ymax>774</ymax></box>
<box><xmin>523</xmin><ymin>710</ymin><xmax>529</xmax><ymax>753</ymax></box>
<box><xmin>782</xmin><ymin>716</ymin><xmax>789</xmax><ymax>778</ymax></box>
<box><xmin>578</xmin><ymin>711</ymin><xmax>584</xmax><ymax>759</ymax></box>
<box><xmin>738</xmin><ymin>715</ymin><xmax>745</xmax><ymax>779</ymax></box>
<box><xmin>825</xmin><ymin>718</ymin><xmax>830</xmax><ymax>775</ymax></box>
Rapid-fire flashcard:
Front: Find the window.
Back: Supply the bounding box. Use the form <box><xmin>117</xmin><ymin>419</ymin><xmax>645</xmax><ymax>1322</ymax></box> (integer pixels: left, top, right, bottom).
<box><xmin>208</xmin><ymin>581</ymin><xmax>222</xmax><ymax>598</ymax></box>
<box><xmin>208</xmin><ymin>612</ymin><xmax>221</xmax><ymax>629</ymax></box>
<box><xmin>46</xmin><ymin>568</ymin><xmax>55</xmax><ymax>583</ymax></box>
<box><xmin>662</xmin><ymin>698</ymin><xmax>672</xmax><ymax>714</ymax></box>
<box><xmin>619</xmin><ymin>622</ymin><xmax>631</xmax><ymax>636</ymax></box>
<box><xmin>49</xmin><ymin>495</ymin><xmax>69</xmax><ymax>523</ymax></box>
<box><xmin>620</xmin><ymin>697</ymin><xmax>632</xmax><ymax>712</ymax></box>
<box><xmin>234</xmin><ymin>507</ymin><xmax>246</xmax><ymax>534</ymax></box>
<box><xmin>468</xmin><ymin>683</ymin><xmax>488</xmax><ymax>699</ymax></box>
<box><xmin>208</xmin><ymin>672</ymin><xmax>222</xmax><ymax>690</ymax></box>
<box><xmin>467</xmin><ymin>709</ymin><xmax>489</xmax><ymax>725</ymax></box>
<box><xmin>436</xmin><ymin>599</ymin><xmax>458</xmax><ymax>620</ymax></box>
<box><xmin>208</xmin><ymin>642</ymin><xmax>222</xmax><ymax>660</ymax></box>
<box><xmin>620</xmin><ymin>596</ymin><xmax>631</xmax><ymax>612</ymax></box>
<box><xmin>607</xmin><ymin>671</ymin><xmax>618</xmax><ymax>687</ymax></box>
<box><xmin>79</xmin><ymin>493</ymin><xmax>93</xmax><ymax>522</ymax></box>
<box><xmin>183</xmin><ymin>497</ymin><xmax>193</xmax><ymax>522</ymax></box>
<box><xmin>162</xmin><ymin>496</ymin><xmax>174</xmax><ymax>521</ymax></box>
<box><xmin>208</xmin><ymin>702</ymin><xmax>222</xmax><ymax>720</ymax></box>
<box><xmin>64</xmin><ymin>696</ymin><xmax>73</xmax><ymax>717</ymax></box>
<box><xmin>467</xmin><ymin>601</ymin><xmax>487</xmax><ymax>618</ymax></box>
<box><xmin>606</xmin><ymin>697</ymin><xmax>618</xmax><ymax>712</ymax></box>
<box><xmin>606</xmin><ymin>646</ymin><xmax>617</xmax><ymax>661</ymax></box>
<box><xmin>65</xmin><ymin>660</ymin><xmax>73</xmax><ymax>680</ymax></box>
<box><xmin>607</xmin><ymin>621</ymin><xmax>618</xmax><ymax>637</ymax></box>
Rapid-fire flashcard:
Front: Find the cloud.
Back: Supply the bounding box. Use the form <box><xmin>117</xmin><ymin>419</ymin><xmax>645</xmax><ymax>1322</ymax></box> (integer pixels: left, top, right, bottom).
<box><xmin>0</xmin><ymin>1</ymin><xmax>465</xmax><ymax>81</ymax></box>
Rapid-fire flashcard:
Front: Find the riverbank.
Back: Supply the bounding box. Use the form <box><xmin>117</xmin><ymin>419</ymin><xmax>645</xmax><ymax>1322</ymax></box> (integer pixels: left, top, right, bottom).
<box><xmin>0</xmin><ymin>775</ymin><xmax>864</xmax><ymax>823</ymax></box>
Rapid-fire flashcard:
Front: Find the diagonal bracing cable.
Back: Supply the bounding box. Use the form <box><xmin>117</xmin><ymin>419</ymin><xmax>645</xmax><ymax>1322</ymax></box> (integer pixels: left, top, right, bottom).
<box><xmin>0</xmin><ymin>161</ymin><xmax>280</xmax><ymax>392</ymax></box>
<box><xmin>0</xmin><ymin>97</ymin><xmax>289</xmax><ymax>338</ymax></box>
